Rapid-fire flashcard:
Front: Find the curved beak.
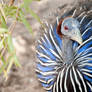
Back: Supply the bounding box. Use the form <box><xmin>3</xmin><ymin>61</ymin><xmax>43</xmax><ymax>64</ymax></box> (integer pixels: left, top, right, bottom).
<box><xmin>72</xmin><ymin>28</ymin><xmax>83</xmax><ymax>45</ymax></box>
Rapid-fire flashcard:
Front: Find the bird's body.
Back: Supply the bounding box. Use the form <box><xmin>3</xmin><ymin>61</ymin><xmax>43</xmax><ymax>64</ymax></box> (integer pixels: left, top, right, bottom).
<box><xmin>36</xmin><ymin>5</ymin><xmax>92</xmax><ymax>92</ymax></box>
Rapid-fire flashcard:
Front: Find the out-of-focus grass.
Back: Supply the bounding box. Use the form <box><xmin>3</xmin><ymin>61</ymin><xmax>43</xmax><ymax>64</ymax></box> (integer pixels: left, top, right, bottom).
<box><xmin>0</xmin><ymin>0</ymin><xmax>42</xmax><ymax>80</ymax></box>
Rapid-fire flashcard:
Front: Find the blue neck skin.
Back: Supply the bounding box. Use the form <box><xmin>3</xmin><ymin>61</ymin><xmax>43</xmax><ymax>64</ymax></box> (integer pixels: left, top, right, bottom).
<box><xmin>62</xmin><ymin>36</ymin><xmax>74</xmax><ymax>64</ymax></box>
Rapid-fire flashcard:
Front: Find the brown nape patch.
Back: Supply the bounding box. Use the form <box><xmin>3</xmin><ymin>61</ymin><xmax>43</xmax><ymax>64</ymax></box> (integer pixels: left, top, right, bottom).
<box><xmin>57</xmin><ymin>19</ymin><xmax>63</xmax><ymax>38</ymax></box>
<box><xmin>57</xmin><ymin>16</ymin><xmax>72</xmax><ymax>38</ymax></box>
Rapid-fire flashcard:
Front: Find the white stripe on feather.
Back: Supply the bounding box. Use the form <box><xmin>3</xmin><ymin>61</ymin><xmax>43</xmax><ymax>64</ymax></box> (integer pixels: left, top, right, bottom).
<box><xmin>44</xmin><ymin>85</ymin><xmax>53</xmax><ymax>91</ymax></box>
<box><xmin>74</xmin><ymin>47</ymin><xmax>92</xmax><ymax>62</ymax></box>
<box><xmin>53</xmin><ymin>82</ymin><xmax>56</xmax><ymax>92</ymax></box>
<box><xmin>82</xmin><ymin>72</ymin><xmax>92</xmax><ymax>78</ymax></box>
<box><xmin>47</xmin><ymin>78</ymin><xmax>54</xmax><ymax>84</ymax></box>
<box><xmin>64</xmin><ymin>65</ymin><xmax>70</xmax><ymax>92</ymax></box>
<box><xmin>85</xmin><ymin>20</ymin><xmax>92</xmax><ymax>28</ymax></box>
<box><xmin>80</xmin><ymin>15</ymin><xmax>87</xmax><ymax>24</ymax></box>
<box><xmin>72</xmin><ymin>66</ymin><xmax>83</xmax><ymax>92</ymax></box>
<box><xmin>60</xmin><ymin>67</ymin><xmax>65</xmax><ymax>92</ymax></box>
<box><xmin>50</xmin><ymin>49</ymin><xmax>62</xmax><ymax>60</ymax></box>
<box><xmin>87</xmin><ymin>82</ymin><xmax>92</xmax><ymax>91</ymax></box>
<box><xmin>49</xmin><ymin>28</ymin><xmax>62</xmax><ymax>57</ymax></box>
<box><xmin>82</xmin><ymin>27</ymin><xmax>92</xmax><ymax>37</ymax></box>
<box><xmin>41</xmin><ymin>37</ymin><xmax>46</xmax><ymax>44</ymax></box>
<box><xmin>70</xmin><ymin>69</ymin><xmax>77</xmax><ymax>92</ymax></box>
<box><xmin>56</xmin><ymin>17</ymin><xmax>59</xmax><ymax>25</ymax></box>
<box><xmin>78</xmin><ymin>63</ymin><xmax>92</xmax><ymax>67</ymax></box>
<box><xmin>75</xmin><ymin>36</ymin><xmax>92</xmax><ymax>53</ymax></box>
<box><xmin>44</xmin><ymin>28</ymin><xmax>48</xmax><ymax>34</ymax></box>
<box><xmin>76</xmin><ymin>11</ymin><xmax>86</xmax><ymax>19</ymax></box>
<box><xmin>36</xmin><ymin>50</ymin><xmax>51</xmax><ymax>60</ymax></box>
<box><xmin>56</xmin><ymin>72</ymin><xmax>61</xmax><ymax>92</ymax></box>
<box><xmin>44</xmin><ymin>33</ymin><xmax>51</xmax><ymax>45</ymax></box>
<box><xmin>78</xmin><ymin>59</ymin><xmax>92</xmax><ymax>65</ymax></box>
<box><xmin>81</xmin><ymin>68</ymin><xmax>92</xmax><ymax>73</ymax></box>
<box><xmin>72</xmin><ymin>9</ymin><xmax>77</xmax><ymax>17</ymax></box>
<box><xmin>88</xmin><ymin>10</ymin><xmax>92</xmax><ymax>14</ymax></box>
<box><xmin>38</xmin><ymin>60</ymin><xmax>58</xmax><ymax>66</ymax></box>
<box><xmin>76</xmin><ymin>69</ymin><xmax>87</xmax><ymax>92</ymax></box>
<box><xmin>75</xmin><ymin>53</ymin><xmax>92</xmax><ymax>63</ymax></box>
<box><xmin>36</xmin><ymin>69</ymin><xmax>57</xmax><ymax>76</ymax></box>
<box><xmin>37</xmin><ymin>40</ymin><xmax>41</xmax><ymax>44</ymax></box>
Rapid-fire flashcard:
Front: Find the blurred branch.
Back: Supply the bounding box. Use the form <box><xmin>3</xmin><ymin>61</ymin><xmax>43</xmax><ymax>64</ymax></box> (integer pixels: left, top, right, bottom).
<box><xmin>0</xmin><ymin>0</ymin><xmax>42</xmax><ymax>80</ymax></box>
<box><xmin>9</xmin><ymin>0</ymin><xmax>15</xmax><ymax>6</ymax></box>
<box><xmin>0</xmin><ymin>4</ymin><xmax>6</xmax><ymax>22</ymax></box>
<box><xmin>9</xmin><ymin>7</ymin><xmax>19</xmax><ymax>33</ymax></box>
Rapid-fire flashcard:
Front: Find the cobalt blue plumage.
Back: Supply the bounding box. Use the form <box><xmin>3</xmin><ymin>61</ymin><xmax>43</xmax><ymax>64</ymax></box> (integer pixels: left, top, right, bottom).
<box><xmin>36</xmin><ymin>6</ymin><xmax>92</xmax><ymax>92</ymax></box>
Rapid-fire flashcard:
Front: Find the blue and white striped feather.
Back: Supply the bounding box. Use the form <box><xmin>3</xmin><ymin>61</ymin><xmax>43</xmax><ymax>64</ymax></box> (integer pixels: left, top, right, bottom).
<box><xmin>36</xmin><ymin>8</ymin><xmax>92</xmax><ymax>92</ymax></box>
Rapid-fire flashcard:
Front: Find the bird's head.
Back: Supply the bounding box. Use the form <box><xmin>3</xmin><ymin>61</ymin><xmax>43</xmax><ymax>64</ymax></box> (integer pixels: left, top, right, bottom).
<box><xmin>57</xmin><ymin>17</ymin><xmax>82</xmax><ymax>44</ymax></box>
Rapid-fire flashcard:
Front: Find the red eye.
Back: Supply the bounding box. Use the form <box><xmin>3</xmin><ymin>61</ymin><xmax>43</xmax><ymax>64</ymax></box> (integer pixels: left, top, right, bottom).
<box><xmin>64</xmin><ymin>26</ymin><xmax>68</xmax><ymax>30</ymax></box>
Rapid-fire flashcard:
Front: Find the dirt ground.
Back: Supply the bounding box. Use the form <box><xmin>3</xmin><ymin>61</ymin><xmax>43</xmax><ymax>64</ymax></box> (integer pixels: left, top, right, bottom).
<box><xmin>0</xmin><ymin>0</ymin><xmax>78</xmax><ymax>92</ymax></box>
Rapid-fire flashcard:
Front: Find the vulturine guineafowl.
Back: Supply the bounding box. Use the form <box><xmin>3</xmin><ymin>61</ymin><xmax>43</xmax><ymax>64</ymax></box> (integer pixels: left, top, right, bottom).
<box><xmin>36</xmin><ymin>2</ymin><xmax>92</xmax><ymax>92</ymax></box>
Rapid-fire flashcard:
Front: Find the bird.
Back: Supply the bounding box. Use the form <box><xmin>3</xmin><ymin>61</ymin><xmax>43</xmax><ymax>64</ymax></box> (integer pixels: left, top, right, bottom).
<box><xmin>36</xmin><ymin>3</ymin><xmax>92</xmax><ymax>92</ymax></box>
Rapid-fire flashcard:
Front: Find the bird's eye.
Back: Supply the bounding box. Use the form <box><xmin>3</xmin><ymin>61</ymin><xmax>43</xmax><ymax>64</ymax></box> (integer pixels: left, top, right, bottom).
<box><xmin>64</xmin><ymin>26</ymin><xmax>68</xmax><ymax>30</ymax></box>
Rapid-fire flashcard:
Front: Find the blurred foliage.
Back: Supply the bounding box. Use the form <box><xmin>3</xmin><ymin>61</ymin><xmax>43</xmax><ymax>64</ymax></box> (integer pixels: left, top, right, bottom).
<box><xmin>0</xmin><ymin>0</ymin><xmax>41</xmax><ymax>80</ymax></box>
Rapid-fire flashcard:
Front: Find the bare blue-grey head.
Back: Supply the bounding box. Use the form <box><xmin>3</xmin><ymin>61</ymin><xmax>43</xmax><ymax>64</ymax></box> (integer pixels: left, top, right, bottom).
<box><xmin>60</xmin><ymin>17</ymin><xmax>83</xmax><ymax>64</ymax></box>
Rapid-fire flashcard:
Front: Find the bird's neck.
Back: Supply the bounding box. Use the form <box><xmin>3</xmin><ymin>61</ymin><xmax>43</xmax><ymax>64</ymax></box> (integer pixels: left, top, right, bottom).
<box><xmin>62</xmin><ymin>36</ymin><xmax>74</xmax><ymax>64</ymax></box>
